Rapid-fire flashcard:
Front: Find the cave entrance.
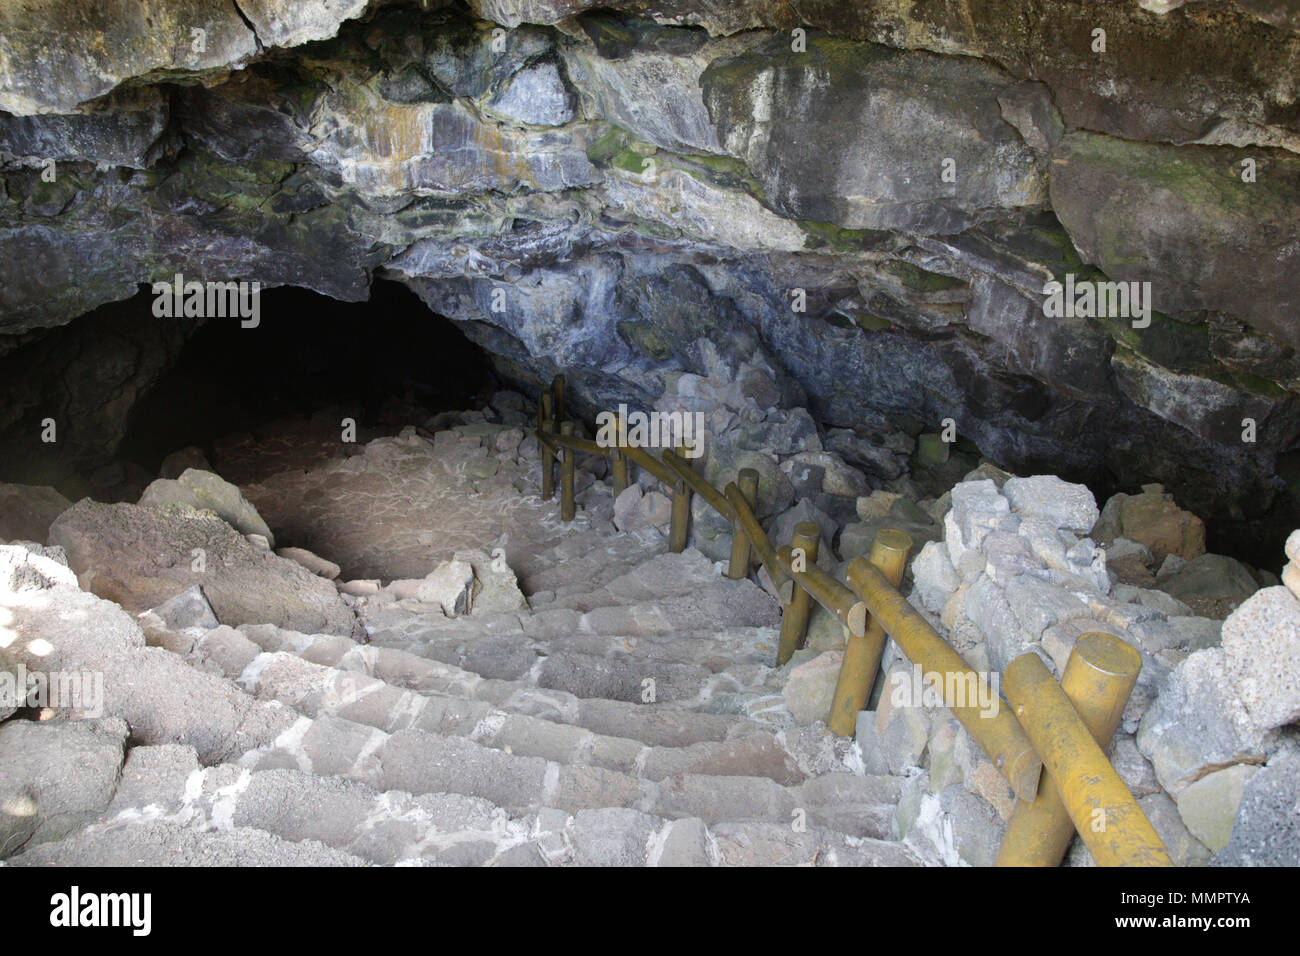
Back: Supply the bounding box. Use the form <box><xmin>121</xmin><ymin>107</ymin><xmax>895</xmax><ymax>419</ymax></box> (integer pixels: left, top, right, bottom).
<box><xmin>118</xmin><ymin>279</ymin><xmax>497</xmax><ymax>484</ymax></box>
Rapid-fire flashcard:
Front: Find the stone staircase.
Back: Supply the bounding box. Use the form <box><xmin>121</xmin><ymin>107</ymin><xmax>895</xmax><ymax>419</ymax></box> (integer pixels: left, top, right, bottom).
<box><xmin>3</xmin><ymin>428</ymin><xmax>927</xmax><ymax>867</ymax></box>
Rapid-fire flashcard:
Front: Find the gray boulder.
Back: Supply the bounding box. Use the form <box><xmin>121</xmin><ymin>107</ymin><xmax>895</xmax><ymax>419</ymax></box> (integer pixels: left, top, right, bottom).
<box><xmin>0</xmin><ymin>482</ymin><xmax>72</xmax><ymax>544</ymax></box>
<box><xmin>139</xmin><ymin>468</ymin><xmax>275</xmax><ymax>548</ymax></box>
<box><xmin>1213</xmin><ymin>746</ymin><xmax>1300</xmax><ymax>867</ymax></box>
<box><xmin>1220</xmin><ymin>586</ymin><xmax>1300</xmax><ymax>733</ymax></box>
<box><xmin>49</xmin><ymin>500</ymin><xmax>356</xmax><ymax>636</ymax></box>
<box><xmin>0</xmin><ymin>717</ymin><xmax>128</xmax><ymax>858</ymax></box>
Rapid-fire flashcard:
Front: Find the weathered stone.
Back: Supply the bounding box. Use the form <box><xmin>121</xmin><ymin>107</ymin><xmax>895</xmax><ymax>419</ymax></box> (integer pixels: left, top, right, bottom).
<box><xmin>0</xmin><ymin>483</ymin><xmax>72</xmax><ymax>545</ymax></box>
<box><xmin>1002</xmin><ymin>475</ymin><xmax>1099</xmax><ymax>533</ymax></box>
<box><xmin>613</xmin><ymin>485</ymin><xmax>673</xmax><ymax>532</ymax></box>
<box><xmin>0</xmin><ymin>717</ymin><xmax>128</xmax><ymax>858</ymax></box>
<box><xmin>910</xmin><ymin>540</ymin><xmax>960</xmax><ymax>615</ymax></box>
<box><xmin>1175</xmin><ymin>763</ymin><xmax>1260</xmax><ymax>854</ymax></box>
<box><xmin>1213</xmin><ymin>746</ymin><xmax>1300</xmax><ymax>867</ymax></box>
<box><xmin>159</xmin><ymin>446</ymin><xmax>214</xmax><ymax>479</ymax></box>
<box><xmin>139</xmin><ymin>584</ymin><xmax>220</xmax><ymax>636</ymax></box>
<box><xmin>275</xmin><ymin>547</ymin><xmax>341</xmax><ymax>580</ymax></box>
<box><xmin>0</xmin><ymin>646</ymin><xmax>22</xmax><ymax>721</ymax></box>
<box><xmin>1094</xmin><ymin>489</ymin><xmax>1206</xmax><ymax>565</ymax></box>
<box><xmin>781</xmin><ymin>650</ymin><xmax>842</xmax><ymax>726</ymax></box>
<box><xmin>485</xmin><ymin>60</ymin><xmax>575</xmax><ymax>126</ymax></box>
<box><xmin>1135</xmin><ymin>647</ymin><xmax>1268</xmax><ymax>795</ymax></box>
<box><xmin>1156</xmin><ymin>552</ymin><xmax>1259</xmax><ymax>617</ymax></box>
<box><xmin>1220</xmin><ymin>586</ymin><xmax>1300</xmax><ymax>732</ymax></box>
<box><xmin>139</xmin><ymin>468</ymin><xmax>275</xmax><ymax>547</ymax></box>
<box><xmin>416</xmin><ymin>559</ymin><xmax>476</xmax><ymax>616</ymax></box>
<box><xmin>705</xmin><ymin>446</ymin><xmax>792</xmax><ymax>519</ymax></box>
<box><xmin>1051</xmin><ymin>133</ymin><xmax>1300</xmax><ymax>350</ymax></box>
<box><xmin>703</xmin><ymin>36</ymin><xmax>1046</xmax><ymax>234</ymax></box>
<box><xmin>48</xmin><ymin>500</ymin><xmax>356</xmax><ymax>636</ymax></box>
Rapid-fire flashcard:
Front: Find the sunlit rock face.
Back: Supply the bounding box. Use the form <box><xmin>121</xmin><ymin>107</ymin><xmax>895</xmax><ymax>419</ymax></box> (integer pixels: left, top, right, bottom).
<box><xmin>1</xmin><ymin>0</ymin><xmax>1299</xmax><ymax>558</ymax></box>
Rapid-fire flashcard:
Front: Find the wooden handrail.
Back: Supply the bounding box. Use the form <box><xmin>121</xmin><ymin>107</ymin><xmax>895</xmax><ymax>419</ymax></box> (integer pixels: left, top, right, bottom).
<box><xmin>662</xmin><ymin>449</ymin><xmax>731</xmax><ymax>520</ymax></box>
<box><xmin>619</xmin><ymin>442</ymin><xmax>678</xmax><ymax>487</ymax></box>
<box><xmin>528</xmin><ymin>379</ymin><xmax>1169</xmax><ymax>867</ymax></box>
<box><xmin>724</xmin><ymin>481</ymin><xmax>787</xmax><ymax>589</ymax></box>
<box><xmin>548</xmin><ymin>431</ymin><xmax>613</xmax><ymax>458</ymax></box>
<box><xmin>775</xmin><ymin>544</ymin><xmax>866</xmax><ymax>639</ymax></box>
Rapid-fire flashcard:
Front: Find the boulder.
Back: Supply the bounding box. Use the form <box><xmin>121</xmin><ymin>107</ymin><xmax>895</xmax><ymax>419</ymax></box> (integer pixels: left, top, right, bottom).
<box><xmin>1093</xmin><ymin>486</ymin><xmax>1205</xmax><ymax>564</ymax></box>
<box><xmin>782</xmin><ymin>451</ymin><xmax>868</xmax><ymax>498</ymax></box>
<box><xmin>159</xmin><ymin>446</ymin><xmax>213</xmax><ymax>479</ymax></box>
<box><xmin>1002</xmin><ymin>475</ymin><xmax>1099</xmax><ymax>533</ymax></box>
<box><xmin>455</xmin><ymin>548</ymin><xmax>528</xmax><ymax>615</ymax></box>
<box><xmin>705</xmin><ymin>446</ymin><xmax>792</xmax><ymax>519</ymax></box>
<box><xmin>0</xmin><ymin>483</ymin><xmax>72</xmax><ymax>544</ymax></box>
<box><xmin>781</xmin><ymin>650</ymin><xmax>842</xmax><ymax>725</ymax></box>
<box><xmin>613</xmin><ymin>485</ymin><xmax>672</xmax><ymax>533</ymax></box>
<box><xmin>0</xmin><ymin>647</ymin><xmax>22</xmax><ymax>721</ymax></box>
<box><xmin>135</xmin><ymin>583</ymin><xmax>221</xmax><ymax>655</ymax></box>
<box><xmin>0</xmin><ymin>717</ymin><xmax>128</xmax><ymax>858</ymax></box>
<box><xmin>139</xmin><ymin>468</ymin><xmax>275</xmax><ymax>548</ymax></box>
<box><xmin>1157</xmin><ymin>552</ymin><xmax>1259</xmax><ymax>618</ymax></box>
<box><xmin>1220</xmin><ymin>586</ymin><xmax>1300</xmax><ymax>733</ymax></box>
<box><xmin>1175</xmin><ymin>763</ymin><xmax>1260</xmax><ymax>854</ymax></box>
<box><xmin>416</xmin><ymin>559</ymin><xmax>476</xmax><ymax>616</ymax></box>
<box><xmin>1213</xmin><ymin>746</ymin><xmax>1300</xmax><ymax>867</ymax></box>
<box><xmin>275</xmin><ymin>546</ymin><xmax>342</xmax><ymax>580</ymax></box>
<box><xmin>910</xmin><ymin>541</ymin><xmax>960</xmax><ymax>615</ymax></box>
<box><xmin>1135</xmin><ymin>647</ymin><xmax>1268</xmax><ymax>795</ymax></box>
<box><xmin>48</xmin><ymin>500</ymin><xmax>356</xmax><ymax>636</ymax></box>
<box><xmin>765</xmin><ymin>500</ymin><xmax>836</xmax><ymax>564</ymax></box>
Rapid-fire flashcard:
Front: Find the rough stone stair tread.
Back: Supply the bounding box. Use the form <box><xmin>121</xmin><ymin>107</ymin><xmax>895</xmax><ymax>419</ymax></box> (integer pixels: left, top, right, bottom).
<box><xmin>197</xmin><ymin>631</ymin><xmax>803</xmax><ymax>785</ymax></box>
<box><xmin>229</xmin><ymin>708</ymin><xmax>898</xmax><ymax>838</ymax></box>
<box><xmin>233</xmin><ymin>624</ymin><xmax>770</xmax><ymax>746</ymax></box>
<box><xmin>79</xmin><ymin>745</ymin><xmax>915</xmax><ymax>867</ymax></box>
<box><xmin>8</xmin><ymin>818</ymin><xmax>369</xmax><ymax>868</ymax></box>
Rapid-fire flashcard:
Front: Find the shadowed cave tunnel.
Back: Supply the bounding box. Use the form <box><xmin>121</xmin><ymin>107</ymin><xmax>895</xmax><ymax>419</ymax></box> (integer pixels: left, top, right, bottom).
<box><xmin>0</xmin><ymin>280</ymin><xmax>498</xmax><ymax>500</ymax></box>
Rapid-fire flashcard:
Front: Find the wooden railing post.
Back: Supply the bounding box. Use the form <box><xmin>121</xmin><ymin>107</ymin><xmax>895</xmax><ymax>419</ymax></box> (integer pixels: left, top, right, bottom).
<box><xmin>776</xmin><ymin>522</ymin><xmax>820</xmax><ymax>666</ymax></box>
<box><xmin>669</xmin><ymin>445</ymin><xmax>690</xmax><ymax>552</ymax></box>
<box><xmin>726</xmin><ymin>468</ymin><xmax>759</xmax><ymax>579</ymax></box>
<box><xmin>846</xmin><ymin>557</ymin><xmax>1042</xmax><ymax>801</ymax></box>
<box><xmin>560</xmin><ymin>421</ymin><xmax>575</xmax><ymax>522</ymax></box>
<box><xmin>552</xmin><ymin>374</ymin><xmax>565</xmax><ymax>424</ymax></box>
<box><xmin>540</xmin><ymin>392</ymin><xmax>555</xmax><ymax>501</ymax></box>
<box><xmin>1003</xmin><ymin>652</ymin><xmax>1172</xmax><ymax>866</ymax></box>
<box><xmin>612</xmin><ymin>411</ymin><xmax>629</xmax><ymax>495</ymax></box>
<box><xmin>828</xmin><ymin>529</ymin><xmax>912</xmax><ymax>735</ymax></box>
<box><xmin>997</xmin><ymin>633</ymin><xmax>1148</xmax><ymax>867</ymax></box>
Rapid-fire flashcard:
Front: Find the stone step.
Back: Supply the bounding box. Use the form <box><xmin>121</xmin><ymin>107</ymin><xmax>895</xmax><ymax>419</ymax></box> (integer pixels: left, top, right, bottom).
<box><xmin>367</xmin><ymin>624</ymin><xmax>775</xmax><ymax>695</ymax></box>
<box><xmin>198</xmin><ymin>629</ymin><xmax>804</xmax><ymax>785</ymax></box>
<box><xmin>234</xmin><ymin>709</ymin><xmax>900</xmax><ymax>837</ymax></box>
<box><xmin>97</xmin><ymin>743</ymin><xmax>561</xmax><ymax>866</ymax></box>
<box><xmin>233</xmin><ymin>624</ymin><xmax>769</xmax><ymax>746</ymax></box>
<box><xmin>76</xmin><ymin>743</ymin><xmax>914</xmax><ymax>867</ymax></box>
<box><xmin>7</xmin><ymin>818</ymin><xmax>369</xmax><ymax>867</ymax></box>
<box><xmin>516</xmin><ymin>531</ymin><xmax>663</xmax><ymax>595</ymax></box>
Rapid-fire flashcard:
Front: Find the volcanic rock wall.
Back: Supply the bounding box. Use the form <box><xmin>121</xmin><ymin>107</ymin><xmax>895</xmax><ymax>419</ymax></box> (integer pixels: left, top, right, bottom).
<box><xmin>1</xmin><ymin>0</ymin><xmax>1299</xmax><ymax>560</ymax></box>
